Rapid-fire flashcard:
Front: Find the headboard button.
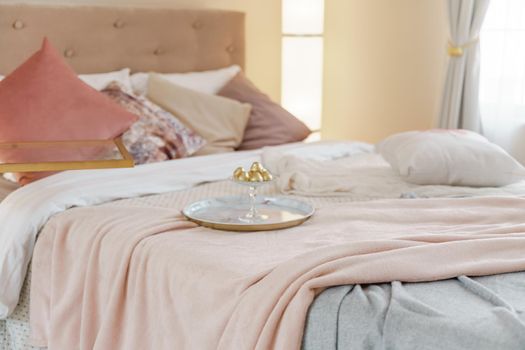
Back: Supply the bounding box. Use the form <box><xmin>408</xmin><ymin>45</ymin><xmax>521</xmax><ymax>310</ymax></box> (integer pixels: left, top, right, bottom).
<box><xmin>226</xmin><ymin>45</ymin><xmax>235</xmax><ymax>53</ymax></box>
<box><xmin>114</xmin><ymin>19</ymin><xmax>125</xmax><ymax>29</ymax></box>
<box><xmin>12</xmin><ymin>20</ymin><xmax>25</xmax><ymax>30</ymax></box>
<box><xmin>154</xmin><ymin>48</ymin><xmax>165</xmax><ymax>56</ymax></box>
<box><xmin>64</xmin><ymin>49</ymin><xmax>75</xmax><ymax>58</ymax></box>
<box><xmin>192</xmin><ymin>20</ymin><xmax>203</xmax><ymax>30</ymax></box>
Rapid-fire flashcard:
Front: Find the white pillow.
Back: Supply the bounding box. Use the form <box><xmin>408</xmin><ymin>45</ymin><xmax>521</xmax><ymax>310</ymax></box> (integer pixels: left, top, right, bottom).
<box><xmin>376</xmin><ymin>129</ymin><xmax>525</xmax><ymax>187</ymax></box>
<box><xmin>1</xmin><ymin>70</ymin><xmax>132</xmax><ymax>92</ymax></box>
<box><xmin>78</xmin><ymin>68</ymin><xmax>132</xmax><ymax>92</ymax></box>
<box><xmin>130</xmin><ymin>65</ymin><xmax>240</xmax><ymax>96</ymax></box>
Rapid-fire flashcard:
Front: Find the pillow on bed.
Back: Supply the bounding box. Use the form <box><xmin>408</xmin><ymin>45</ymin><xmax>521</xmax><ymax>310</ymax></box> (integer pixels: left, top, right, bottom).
<box><xmin>130</xmin><ymin>65</ymin><xmax>240</xmax><ymax>96</ymax></box>
<box><xmin>218</xmin><ymin>72</ymin><xmax>311</xmax><ymax>150</ymax></box>
<box><xmin>377</xmin><ymin>129</ymin><xmax>525</xmax><ymax>187</ymax></box>
<box><xmin>147</xmin><ymin>73</ymin><xmax>251</xmax><ymax>155</ymax></box>
<box><xmin>102</xmin><ymin>82</ymin><xmax>205</xmax><ymax>163</ymax></box>
<box><xmin>0</xmin><ymin>38</ymin><xmax>138</xmax><ymax>184</ymax></box>
<box><xmin>79</xmin><ymin>68</ymin><xmax>132</xmax><ymax>92</ymax></box>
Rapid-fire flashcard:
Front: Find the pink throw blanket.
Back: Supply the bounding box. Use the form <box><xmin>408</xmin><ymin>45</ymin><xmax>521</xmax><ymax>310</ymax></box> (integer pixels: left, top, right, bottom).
<box><xmin>30</xmin><ymin>197</ymin><xmax>525</xmax><ymax>350</ymax></box>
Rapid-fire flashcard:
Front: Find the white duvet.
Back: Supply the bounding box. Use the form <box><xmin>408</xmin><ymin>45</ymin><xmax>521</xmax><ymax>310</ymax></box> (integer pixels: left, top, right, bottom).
<box><xmin>1</xmin><ymin>141</ymin><xmax>525</xmax><ymax>319</ymax></box>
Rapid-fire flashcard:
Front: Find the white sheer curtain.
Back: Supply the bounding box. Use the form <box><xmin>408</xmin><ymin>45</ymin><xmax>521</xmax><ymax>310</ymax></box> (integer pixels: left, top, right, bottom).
<box><xmin>438</xmin><ymin>0</ymin><xmax>490</xmax><ymax>132</ymax></box>
<box><xmin>480</xmin><ymin>0</ymin><xmax>525</xmax><ymax>164</ymax></box>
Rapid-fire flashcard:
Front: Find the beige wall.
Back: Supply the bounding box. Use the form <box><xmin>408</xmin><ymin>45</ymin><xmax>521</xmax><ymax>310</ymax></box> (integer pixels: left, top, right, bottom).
<box><xmin>4</xmin><ymin>0</ymin><xmax>448</xmax><ymax>140</ymax></box>
<box><xmin>322</xmin><ymin>0</ymin><xmax>448</xmax><ymax>143</ymax></box>
<box><xmin>1</xmin><ymin>0</ymin><xmax>282</xmax><ymax>101</ymax></box>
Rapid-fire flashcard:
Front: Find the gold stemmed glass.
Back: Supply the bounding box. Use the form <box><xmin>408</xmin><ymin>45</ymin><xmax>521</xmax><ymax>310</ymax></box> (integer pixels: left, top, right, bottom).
<box><xmin>231</xmin><ymin>162</ymin><xmax>274</xmax><ymax>223</ymax></box>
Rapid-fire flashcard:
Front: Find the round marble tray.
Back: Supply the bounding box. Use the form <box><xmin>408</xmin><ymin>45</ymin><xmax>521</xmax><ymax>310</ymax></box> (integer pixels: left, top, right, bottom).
<box><xmin>182</xmin><ymin>196</ymin><xmax>315</xmax><ymax>232</ymax></box>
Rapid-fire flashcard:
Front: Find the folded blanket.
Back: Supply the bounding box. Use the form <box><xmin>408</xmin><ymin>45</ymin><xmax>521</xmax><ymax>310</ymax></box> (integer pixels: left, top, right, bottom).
<box><xmin>262</xmin><ymin>141</ymin><xmax>410</xmax><ymax>197</ymax></box>
<box><xmin>30</xmin><ymin>196</ymin><xmax>525</xmax><ymax>350</ymax></box>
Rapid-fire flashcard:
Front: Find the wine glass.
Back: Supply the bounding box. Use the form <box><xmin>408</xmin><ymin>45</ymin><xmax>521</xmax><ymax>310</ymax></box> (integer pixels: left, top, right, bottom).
<box><xmin>232</xmin><ymin>179</ymin><xmax>273</xmax><ymax>223</ymax></box>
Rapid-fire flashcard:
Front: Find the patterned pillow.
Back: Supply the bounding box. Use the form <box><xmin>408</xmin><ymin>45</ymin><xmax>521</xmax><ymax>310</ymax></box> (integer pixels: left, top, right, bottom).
<box><xmin>102</xmin><ymin>82</ymin><xmax>205</xmax><ymax>164</ymax></box>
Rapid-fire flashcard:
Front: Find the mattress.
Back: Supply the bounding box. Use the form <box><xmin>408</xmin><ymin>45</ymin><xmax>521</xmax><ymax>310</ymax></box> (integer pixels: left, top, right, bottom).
<box><xmin>3</xmin><ymin>177</ymin><xmax>525</xmax><ymax>349</ymax></box>
<box><xmin>1</xmin><ymin>267</ymin><xmax>34</xmax><ymax>350</ymax></box>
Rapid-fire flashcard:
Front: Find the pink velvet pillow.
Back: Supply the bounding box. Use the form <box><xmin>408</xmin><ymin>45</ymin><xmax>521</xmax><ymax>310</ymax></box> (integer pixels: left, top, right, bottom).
<box><xmin>0</xmin><ymin>38</ymin><xmax>138</xmax><ymax>184</ymax></box>
<box><xmin>218</xmin><ymin>72</ymin><xmax>311</xmax><ymax>150</ymax></box>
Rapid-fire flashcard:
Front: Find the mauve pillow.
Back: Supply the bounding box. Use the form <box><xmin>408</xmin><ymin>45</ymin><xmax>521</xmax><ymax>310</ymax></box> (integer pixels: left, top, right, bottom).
<box><xmin>218</xmin><ymin>72</ymin><xmax>311</xmax><ymax>150</ymax></box>
<box><xmin>0</xmin><ymin>38</ymin><xmax>137</xmax><ymax>184</ymax></box>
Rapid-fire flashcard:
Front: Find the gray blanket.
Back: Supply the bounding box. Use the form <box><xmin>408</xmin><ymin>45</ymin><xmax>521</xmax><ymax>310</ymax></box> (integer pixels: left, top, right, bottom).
<box><xmin>303</xmin><ymin>272</ymin><xmax>525</xmax><ymax>350</ymax></box>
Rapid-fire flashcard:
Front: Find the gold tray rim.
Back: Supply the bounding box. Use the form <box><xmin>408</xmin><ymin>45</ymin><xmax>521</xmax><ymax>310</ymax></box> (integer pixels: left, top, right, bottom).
<box><xmin>182</xmin><ymin>196</ymin><xmax>315</xmax><ymax>232</ymax></box>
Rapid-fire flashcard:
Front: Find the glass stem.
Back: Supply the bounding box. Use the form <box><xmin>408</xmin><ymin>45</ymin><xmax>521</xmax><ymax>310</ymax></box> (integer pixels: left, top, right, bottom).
<box><xmin>248</xmin><ymin>185</ymin><xmax>257</xmax><ymax>219</ymax></box>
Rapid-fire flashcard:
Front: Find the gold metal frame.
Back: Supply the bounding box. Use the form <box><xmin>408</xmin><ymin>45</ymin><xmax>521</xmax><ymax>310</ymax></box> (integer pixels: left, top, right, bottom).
<box><xmin>0</xmin><ymin>137</ymin><xmax>134</xmax><ymax>173</ymax></box>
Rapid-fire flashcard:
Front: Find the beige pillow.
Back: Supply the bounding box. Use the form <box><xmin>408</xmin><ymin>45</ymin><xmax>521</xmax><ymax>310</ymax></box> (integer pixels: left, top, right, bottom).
<box><xmin>147</xmin><ymin>74</ymin><xmax>251</xmax><ymax>155</ymax></box>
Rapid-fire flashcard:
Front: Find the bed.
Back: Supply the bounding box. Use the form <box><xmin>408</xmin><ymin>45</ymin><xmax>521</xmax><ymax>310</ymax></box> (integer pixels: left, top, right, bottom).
<box><xmin>1</xmin><ymin>4</ymin><xmax>525</xmax><ymax>350</ymax></box>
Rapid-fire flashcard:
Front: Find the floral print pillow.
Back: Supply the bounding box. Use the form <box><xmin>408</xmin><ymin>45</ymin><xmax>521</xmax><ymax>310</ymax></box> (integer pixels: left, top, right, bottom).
<box><xmin>102</xmin><ymin>82</ymin><xmax>206</xmax><ymax>164</ymax></box>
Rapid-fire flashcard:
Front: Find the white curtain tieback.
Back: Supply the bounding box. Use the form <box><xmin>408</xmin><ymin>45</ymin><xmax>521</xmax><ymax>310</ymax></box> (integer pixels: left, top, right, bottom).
<box><xmin>447</xmin><ymin>37</ymin><xmax>479</xmax><ymax>57</ymax></box>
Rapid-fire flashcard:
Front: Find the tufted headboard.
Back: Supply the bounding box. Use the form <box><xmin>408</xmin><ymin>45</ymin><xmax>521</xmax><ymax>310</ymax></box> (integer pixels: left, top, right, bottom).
<box><xmin>0</xmin><ymin>4</ymin><xmax>245</xmax><ymax>75</ymax></box>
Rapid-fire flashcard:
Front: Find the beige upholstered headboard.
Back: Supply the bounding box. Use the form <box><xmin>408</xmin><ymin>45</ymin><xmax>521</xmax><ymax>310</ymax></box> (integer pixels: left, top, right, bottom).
<box><xmin>0</xmin><ymin>4</ymin><xmax>245</xmax><ymax>75</ymax></box>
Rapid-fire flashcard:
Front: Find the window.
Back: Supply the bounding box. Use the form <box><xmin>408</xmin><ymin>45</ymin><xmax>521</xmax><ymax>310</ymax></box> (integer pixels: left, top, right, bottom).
<box><xmin>281</xmin><ymin>0</ymin><xmax>324</xmax><ymax>139</ymax></box>
<box><xmin>480</xmin><ymin>0</ymin><xmax>525</xmax><ymax>162</ymax></box>
<box><xmin>480</xmin><ymin>0</ymin><xmax>525</xmax><ymax>120</ymax></box>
